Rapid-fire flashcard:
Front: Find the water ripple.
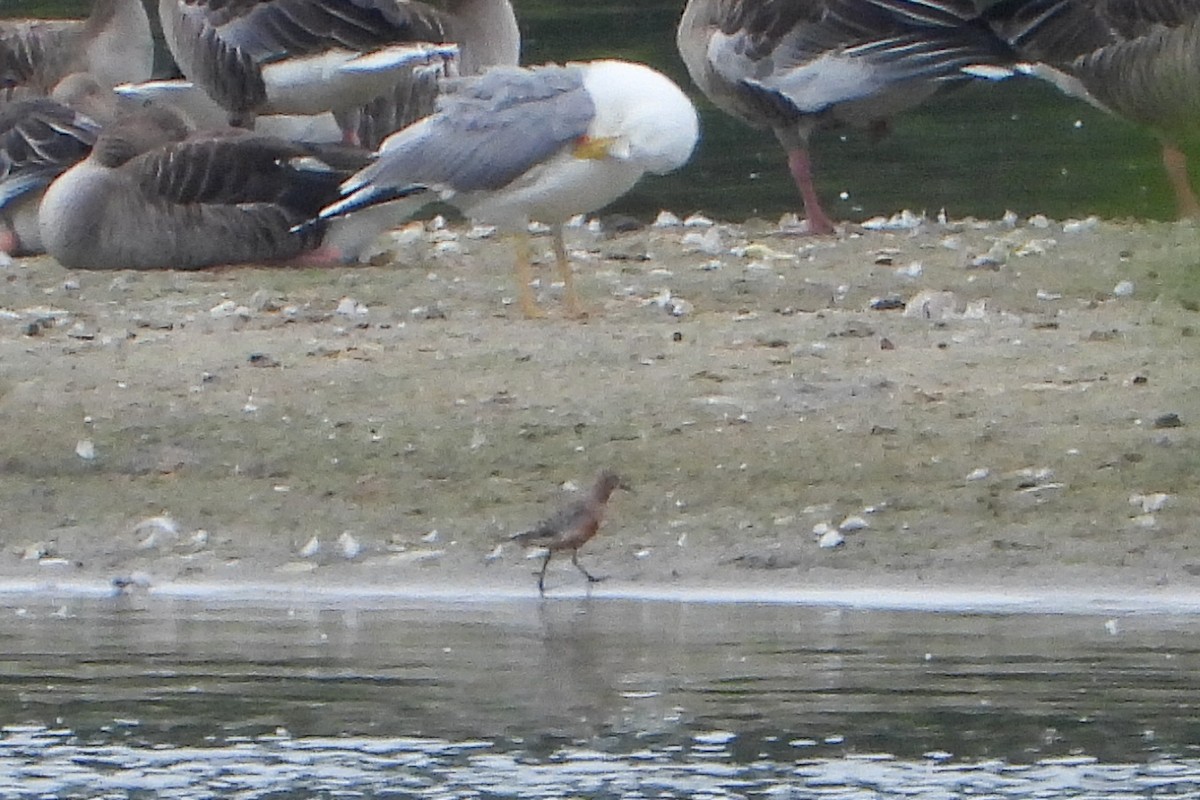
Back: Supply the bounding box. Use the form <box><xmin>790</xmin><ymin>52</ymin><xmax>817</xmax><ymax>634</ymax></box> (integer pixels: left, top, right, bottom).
<box><xmin>3</xmin><ymin>726</ymin><xmax>1200</xmax><ymax>799</ymax></box>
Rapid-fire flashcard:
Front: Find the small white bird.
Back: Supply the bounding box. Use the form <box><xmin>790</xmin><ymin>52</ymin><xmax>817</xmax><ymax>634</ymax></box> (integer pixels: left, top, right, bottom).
<box><xmin>314</xmin><ymin>59</ymin><xmax>700</xmax><ymax>317</ymax></box>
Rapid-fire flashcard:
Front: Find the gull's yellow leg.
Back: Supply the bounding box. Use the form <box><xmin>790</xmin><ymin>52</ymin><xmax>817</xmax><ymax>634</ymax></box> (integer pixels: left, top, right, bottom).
<box><xmin>512</xmin><ymin>230</ymin><xmax>545</xmax><ymax>318</ymax></box>
<box><xmin>1162</xmin><ymin>142</ymin><xmax>1200</xmax><ymax>221</ymax></box>
<box><xmin>552</xmin><ymin>225</ymin><xmax>590</xmax><ymax>319</ymax></box>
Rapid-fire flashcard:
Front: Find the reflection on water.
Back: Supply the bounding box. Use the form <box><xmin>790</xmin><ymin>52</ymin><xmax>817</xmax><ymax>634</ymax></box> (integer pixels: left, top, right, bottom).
<box><xmin>5</xmin><ymin>0</ymin><xmax>1181</xmax><ymax>221</ymax></box>
<box><xmin>2</xmin><ymin>597</ymin><xmax>1199</xmax><ymax>797</ymax></box>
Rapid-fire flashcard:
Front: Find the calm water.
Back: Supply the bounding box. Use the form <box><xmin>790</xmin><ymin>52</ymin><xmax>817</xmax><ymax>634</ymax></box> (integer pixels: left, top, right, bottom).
<box><xmin>5</xmin><ymin>1</ymin><xmax>1183</xmax><ymax>221</ymax></box>
<box><xmin>2</xmin><ymin>596</ymin><xmax>1200</xmax><ymax>798</ymax></box>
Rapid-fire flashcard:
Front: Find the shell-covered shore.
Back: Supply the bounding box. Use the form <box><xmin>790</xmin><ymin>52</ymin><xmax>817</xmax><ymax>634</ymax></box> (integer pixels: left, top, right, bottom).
<box><xmin>2</xmin><ymin>212</ymin><xmax>1198</xmax><ymax>599</ymax></box>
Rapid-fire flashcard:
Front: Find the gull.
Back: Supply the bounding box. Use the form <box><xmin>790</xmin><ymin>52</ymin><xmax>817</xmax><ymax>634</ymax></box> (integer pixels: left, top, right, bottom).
<box><xmin>313</xmin><ymin>59</ymin><xmax>700</xmax><ymax>317</ymax></box>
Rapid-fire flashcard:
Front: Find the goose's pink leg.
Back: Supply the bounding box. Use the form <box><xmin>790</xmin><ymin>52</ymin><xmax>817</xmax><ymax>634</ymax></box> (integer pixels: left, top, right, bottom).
<box><xmin>1162</xmin><ymin>142</ymin><xmax>1200</xmax><ymax>221</ymax></box>
<box><xmin>787</xmin><ymin>148</ymin><xmax>837</xmax><ymax>235</ymax></box>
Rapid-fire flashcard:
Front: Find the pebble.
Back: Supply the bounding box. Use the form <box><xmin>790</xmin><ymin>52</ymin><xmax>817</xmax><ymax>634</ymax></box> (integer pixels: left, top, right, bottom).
<box><xmin>683</xmin><ymin>213</ymin><xmax>714</xmax><ymax>228</ymax></box>
<box><xmin>838</xmin><ymin>515</ymin><xmax>869</xmax><ymax>532</ymax></box>
<box><xmin>1153</xmin><ymin>413</ymin><xmax>1183</xmax><ymax>429</ymax></box>
<box><xmin>965</xmin><ymin>467</ymin><xmax>991</xmax><ymax>482</ymax></box>
<box><xmin>1112</xmin><ymin>280</ymin><xmax>1135</xmax><ymax>298</ymax></box>
<box><xmin>653</xmin><ymin>211</ymin><xmax>683</xmax><ymax>227</ymax></box>
<box><xmin>75</xmin><ymin>439</ymin><xmax>96</xmax><ymax>461</ymax></box>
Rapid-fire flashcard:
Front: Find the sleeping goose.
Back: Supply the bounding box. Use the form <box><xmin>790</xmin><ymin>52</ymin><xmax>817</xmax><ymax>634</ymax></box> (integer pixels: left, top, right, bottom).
<box><xmin>0</xmin><ymin>0</ymin><xmax>154</xmax><ymax>94</ymax></box>
<box><xmin>0</xmin><ymin>97</ymin><xmax>102</xmax><ymax>255</ymax></box>
<box><xmin>39</xmin><ymin>106</ymin><xmax>378</xmax><ymax>270</ymax></box>
<box><xmin>985</xmin><ymin>0</ymin><xmax>1200</xmax><ymax>219</ymax></box>
<box><xmin>157</xmin><ymin>0</ymin><xmax>512</xmax><ymax>132</ymax></box>
<box><xmin>676</xmin><ymin>0</ymin><xmax>1015</xmax><ymax>233</ymax></box>
<box><xmin>312</xmin><ymin>60</ymin><xmax>699</xmax><ymax>318</ymax></box>
<box><xmin>0</xmin><ymin>73</ymin><xmax>129</xmax><ymax>255</ymax></box>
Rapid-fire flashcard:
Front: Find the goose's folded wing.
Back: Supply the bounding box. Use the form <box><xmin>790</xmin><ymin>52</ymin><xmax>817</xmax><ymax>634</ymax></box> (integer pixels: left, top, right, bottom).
<box><xmin>0</xmin><ymin>98</ymin><xmax>98</xmax><ymax>208</ymax></box>
<box><xmin>131</xmin><ymin>131</ymin><xmax>347</xmax><ymax>214</ymax></box>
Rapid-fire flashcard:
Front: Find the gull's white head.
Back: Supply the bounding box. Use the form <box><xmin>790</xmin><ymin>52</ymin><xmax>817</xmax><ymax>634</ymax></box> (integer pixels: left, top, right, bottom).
<box><xmin>578</xmin><ymin>59</ymin><xmax>700</xmax><ymax>175</ymax></box>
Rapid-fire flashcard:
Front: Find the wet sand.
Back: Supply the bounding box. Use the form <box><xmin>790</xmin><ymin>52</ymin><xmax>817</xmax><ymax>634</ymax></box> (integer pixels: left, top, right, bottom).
<box><xmin>2</xmin><ymin>212</ymin><xmax>1199</xmax><ymax>604</ymax></box>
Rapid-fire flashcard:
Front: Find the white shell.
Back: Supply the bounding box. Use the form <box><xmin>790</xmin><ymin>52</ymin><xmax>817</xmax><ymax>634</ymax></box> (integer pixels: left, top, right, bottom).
<box><xmin>338</xmin><ymin>531</ymin><xmax>362</xmax><ymax>559</ymax></box>
<box><xmin>299</xmin><ymin>535</ymin><xmax>321</xmax><ymax>558</ymax></box>
<box><xmin>818</xmin><ymin>529</ymin><xmax>845</xmax><ymax>549</ymax></box>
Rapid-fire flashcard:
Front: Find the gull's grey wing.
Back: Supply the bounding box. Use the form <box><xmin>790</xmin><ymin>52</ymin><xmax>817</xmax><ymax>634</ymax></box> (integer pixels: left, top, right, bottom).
<box><xmin>361</xmin><ymin>64</ymin><xmax>596</xmax><ymax>194</ymax></box>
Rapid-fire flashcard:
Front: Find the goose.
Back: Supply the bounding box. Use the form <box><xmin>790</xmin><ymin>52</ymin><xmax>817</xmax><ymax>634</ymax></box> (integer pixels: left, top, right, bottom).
<box><xmin>311</xmin><ymin>60</ymin><xmax>700</xmax><ymax>318</ymax></box>
<box><xmin>113</xmin><ymin>79</ymin><xmax>346</xmax><ymax>143</ymax></box>
<box><xmin>676</xmin><ymin>0</ymin><xmax>1015</xmax><ymax>233</ymax></box>
<box><xmin>0</xmin><ymin>73</ymin><xmax>129</xmax><ymax>255</ymax></box>
<box><xmin>39</xmin><ymin>106</ymin><xmax>378</xmax><ymax>270</ymax></box>
<box><xmin>0</xmin><ymin>0</ymin><xmax>153</xmax><ymax>93</ymax></box>
<box><xmin>0</xmin><ymin>97</ymin><xmax>102</xmax><ymax>255</ymax></box>
<box><xmin>985</xmin><ymin>0</ymin><xmax>1200</xmax><ymax>219</ymax></box>
<box><xmin>347</xmin><ymin>0</ymin><xmax>521</xmax><ymax>149</ymax></box>
<box><xmin>158</xmin><ymin>0</ymin><xmax>516</xmax><ymax>133</ymax></box>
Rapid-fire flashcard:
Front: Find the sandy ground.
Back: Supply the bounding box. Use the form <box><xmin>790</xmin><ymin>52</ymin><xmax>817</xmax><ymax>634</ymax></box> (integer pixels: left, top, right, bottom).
<box><xmin>2</xmin><ymin>211</ymin><xmax>1199</xmax><ymax>600</ymax></box>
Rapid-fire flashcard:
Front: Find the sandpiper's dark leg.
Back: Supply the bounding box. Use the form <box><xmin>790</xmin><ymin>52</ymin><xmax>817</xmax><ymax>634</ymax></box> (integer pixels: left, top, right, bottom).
<box><xmin>536</xmin><ymin>551</ymin><xmax>552</xmax><ymax>596</ymax></box>
<box><xmin>572</xmin><ymin>550</ymin><xmax>604</xmax><ymax>583</ymax></box>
